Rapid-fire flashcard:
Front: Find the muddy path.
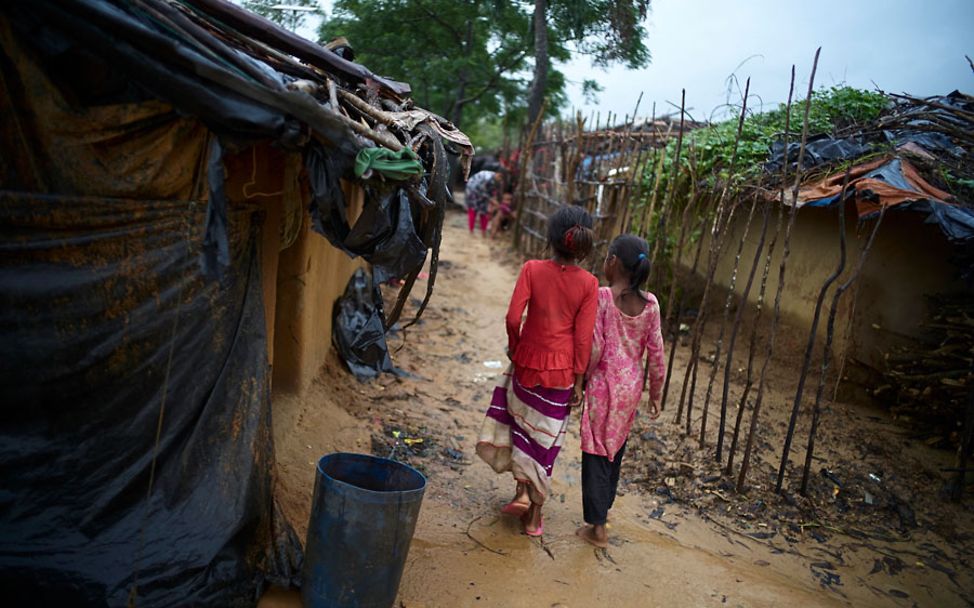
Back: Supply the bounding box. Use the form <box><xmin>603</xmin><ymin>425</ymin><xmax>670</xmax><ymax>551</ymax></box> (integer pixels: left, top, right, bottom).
<box><xmin>269</xmin><ymin>210</ymin><xmax>973</xmax><ymax>608</ymax></box>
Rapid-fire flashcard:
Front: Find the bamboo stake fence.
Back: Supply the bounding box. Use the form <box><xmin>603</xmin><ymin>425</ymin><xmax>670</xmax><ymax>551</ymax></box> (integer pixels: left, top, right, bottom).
<box><xmin>504</xmin><ymin>47</ymin><xmax>970</xmax><ymax>498</ymax></box>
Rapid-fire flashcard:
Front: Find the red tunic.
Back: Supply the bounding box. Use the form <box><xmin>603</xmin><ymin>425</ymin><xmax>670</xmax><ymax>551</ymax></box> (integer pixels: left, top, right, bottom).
<box><xmin>506</xmin><ymin>259</ymin><xmax>599</xmax><ymax>388</ymax></box>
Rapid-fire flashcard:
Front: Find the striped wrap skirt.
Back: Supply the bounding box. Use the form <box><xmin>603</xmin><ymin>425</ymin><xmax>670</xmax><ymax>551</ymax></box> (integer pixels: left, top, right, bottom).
<box><xmin>475</xmin><ymin>367</ymin><xmax>572</xmax><ymax>505</ymax></box>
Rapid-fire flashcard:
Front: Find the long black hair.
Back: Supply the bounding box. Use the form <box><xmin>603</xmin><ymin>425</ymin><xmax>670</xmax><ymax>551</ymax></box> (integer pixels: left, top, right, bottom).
<box><xmin>547</xmin><ymin>205</ymin><xmax>595</xmax><ymax>261</ymax></box>
<box><xmin>608</xmin><ymin>234</ymin><xmax>651</xmax><ymax>302</ymax></box>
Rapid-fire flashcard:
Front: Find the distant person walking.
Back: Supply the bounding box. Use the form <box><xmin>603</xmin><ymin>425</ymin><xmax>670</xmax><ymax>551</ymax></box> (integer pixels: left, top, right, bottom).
<box><xmin>465</xmin><ymin>170</ymin><xmax>502</xmax><ymax>236</ymax></box>
<box><xmin>576</xmin><ymin>234</ymin><xmax>666</xmax><ymax>548</ymax></box>
<box><xmin>477</xmin><ymin>205</ymin><xmax>598</xmax><ymax>537</ymax></box>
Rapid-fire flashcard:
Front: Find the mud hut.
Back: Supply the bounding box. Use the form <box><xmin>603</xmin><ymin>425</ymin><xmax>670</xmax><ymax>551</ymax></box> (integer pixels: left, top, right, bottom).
<box><xmin>702</xmin><ymin>92</ymin><xmax>974</xmax><ymax>416</ymax></box>
<box><xmin>0</xmin><ymin>0</ymin><xmax>471</xmax><ymax>604</ymax></box>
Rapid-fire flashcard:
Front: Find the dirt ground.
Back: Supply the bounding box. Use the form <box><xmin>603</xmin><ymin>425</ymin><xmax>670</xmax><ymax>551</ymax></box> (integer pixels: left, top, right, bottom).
<box><xmin>265</xmin><ymin>210</ymin><xmax>974</xmax><ymax>608</ymax></box>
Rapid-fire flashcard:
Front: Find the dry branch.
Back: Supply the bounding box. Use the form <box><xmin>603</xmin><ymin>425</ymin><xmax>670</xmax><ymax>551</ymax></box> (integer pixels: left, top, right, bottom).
<box><xmin>738</xmin><ymin>49</ymin><xmax>821</xmax><ymax>493</ymax></box>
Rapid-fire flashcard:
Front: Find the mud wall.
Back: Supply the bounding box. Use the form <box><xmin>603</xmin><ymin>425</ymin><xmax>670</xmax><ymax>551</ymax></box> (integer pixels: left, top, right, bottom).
<box><xmin>226</xmin><ymin>144</ymin><xmax>364</xmax><ymax>393</ymax></box>
<box><xmin>271</xmin><ymin>181</ymin><xmax>364</xmax><ymax>393</ymax></box>
<box><xmin>696</xmin><ymin>203</ymin><xmax>962</xmax><ymax>376</ymax></box>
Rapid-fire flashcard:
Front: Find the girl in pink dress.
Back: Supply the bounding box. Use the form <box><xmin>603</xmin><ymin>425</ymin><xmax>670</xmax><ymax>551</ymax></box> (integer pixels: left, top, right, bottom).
<box><xmin>576</xmin><ymin>234</ymin><xmax>666</xmax><ymax>548</ymax></box>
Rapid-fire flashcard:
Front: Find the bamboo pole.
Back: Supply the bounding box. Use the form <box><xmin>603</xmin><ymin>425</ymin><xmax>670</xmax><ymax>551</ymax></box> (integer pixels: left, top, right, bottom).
<box><xmin>683</xmin><ymin>196</ymin><xmax>742</xmax><ymax>435</ymax></box>
<box><xmin>669</xmin><ymin>194</ymin><xmax>711</xmax><ymax>419</ymax></box>
<box><xmin>648</xmin><ymin>90</ymin><xmax>686</xmax><ymax>277</ymax></box>
<box><xmin>701</xmin><ymin>195</ymin><xmax>759</xmax><ymax>449</ymax></box>
<box><xmin>800</xmin><ymin>206</ymin><xmax>886</xmax><ymax>494</ymax></box>
<box><xmin>654</xmin><ymin>190</ymin><xmax>703</xmax><ymax>405</ymax></box>
<box><xmin>775</xmin><ymin>168</ymin><xmax>853</xmax><ymax>494</ymax></box>
<box><xmin>514</xmin><ymin>102</ymin><xmax>547</xmax><ymax>253</ymax></box>
<box><xmin>680</xmin><ymin>82</ymin><xmax>752</xmax><ymax>436</ymax></box>
<box><xmin>737</xmin><ymin>49</ymin><xmax>820</xmax><ymax>494</ymax></box>
<box><xmin>645</xmin><ymin>93</ymin><xmax>688</xmax><ymax>395</ymax></box>
<box><xmin>725</xmin><ymin>69</ymin><xmax>795</xmax><ymax>473</ymax></box>
<box><xmin>716</xmin><ymin>197</ymin><xmax>772</xmax><ymax>461</ymax></box>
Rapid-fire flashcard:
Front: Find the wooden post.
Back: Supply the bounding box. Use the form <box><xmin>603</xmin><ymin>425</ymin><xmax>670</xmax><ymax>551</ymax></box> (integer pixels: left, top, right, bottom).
<box><xmin>737</xmin><ymin>49</ymin><xmax>820</xmax><ymax>494</ymax></box>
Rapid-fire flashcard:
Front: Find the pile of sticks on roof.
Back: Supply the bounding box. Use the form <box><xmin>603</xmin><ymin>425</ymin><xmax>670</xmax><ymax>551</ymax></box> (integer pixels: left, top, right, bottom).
<box><xmin>876</xmin><ymin>91</ymin><xmax>974</xmax><ymax>204</ymax></box>
<box><xmin>140</xmin><ymin>0</ymin><xmax>473</xmax><ymax>161</ymax></box>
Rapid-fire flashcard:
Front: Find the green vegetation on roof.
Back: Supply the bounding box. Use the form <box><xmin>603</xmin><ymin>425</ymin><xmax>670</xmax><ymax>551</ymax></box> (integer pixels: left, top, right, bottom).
<box><xmin>642</xmin><ymin>86</ymin><xmax>890</xmax><ymax>191</ymax></box>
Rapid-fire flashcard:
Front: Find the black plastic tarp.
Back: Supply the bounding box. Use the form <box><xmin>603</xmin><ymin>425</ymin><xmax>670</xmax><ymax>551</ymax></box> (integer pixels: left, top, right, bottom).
<box><xmin>306</xmin><ymin>143</ymin><xmax>429</xmax><ymax>284</ymax></box>
<box><xmin>0</xmin><ymin>192</ymin><xmax>298</xmax><ymax>606</ymax></box>
<box><xmin>767</xmin><ymin>134</ymin><xmax>874</xmax><ymax>172</ymax></box>
<box><xmin>332</xmin><ymin>268</ymin><xmax>397</xmax><ymax>380</ymax></box>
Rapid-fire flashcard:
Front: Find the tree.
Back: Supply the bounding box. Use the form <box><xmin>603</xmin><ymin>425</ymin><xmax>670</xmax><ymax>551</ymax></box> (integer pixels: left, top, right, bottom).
<box><xmin>319</xmin><ymin>0</ymin><xmax>649</xmax><ymax>132</ymax></box>
<box><xmin>321</xmin><ymin>1</ymin><xmax>533</xmax><ymax>128</ymax></box>
<box><xmin>527</xmin><ymin>0</ymin><xmax>652</xmax><ymax>124</ymax></box>
<box><xmin>243</xmin><ymin>0</ymin><xmax>320</xmax><ymax>32</ymax></box>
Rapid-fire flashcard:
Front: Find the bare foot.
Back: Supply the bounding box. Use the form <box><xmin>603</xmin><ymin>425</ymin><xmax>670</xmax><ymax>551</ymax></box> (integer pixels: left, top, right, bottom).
<box><xmin>575</xmin><ymin>524</ymin><xmax>609</xmax><ymax>548</ymax></box>
<box><xmin>522</xmin><ymin>503</ymin><xmax>543</xmax><ymax>536</ymax></box>
<box><xmin>500</xmin><ymin>499</ymin><xmax>530</xmax><ymax>516</ymax></box>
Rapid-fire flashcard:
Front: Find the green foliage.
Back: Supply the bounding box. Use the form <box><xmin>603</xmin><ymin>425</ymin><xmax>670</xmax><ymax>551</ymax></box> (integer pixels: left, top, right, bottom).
<box><xmin>548</xmin><ymin>0</ymin><xmax>652</xmax><ymax>68</ymax></box>
<box><xmin>941</xmin><ymin>169</ymin><xmax>974</xmax><ymax>201</ymax></box>
<box><xmin>581</xmin><ymin>79</ymin><xmax>604</xmax><ymax>104</ymax></box>
<box><xmin>464</xmin><ymin>117</ymin><xmax>508</xmax><ymax>153</ymax></box>
<box><xmin>641</xmin><ymin>86</ymin><xmax>890</xmax><ymax>194</ymax></box>
<box><xmin>242</xmin><ymin>0</ymin><xmax>319</xmax><ymax>31</ymax></box>
<box><xmin>320</xmin><ymin>0</ymin><xmax>651</xmax><ymax>129</ymax></box>
<box><xmin>321</xmin><ymin>0</ymin><xmax>533</xmax><ymax>127</ymax></box>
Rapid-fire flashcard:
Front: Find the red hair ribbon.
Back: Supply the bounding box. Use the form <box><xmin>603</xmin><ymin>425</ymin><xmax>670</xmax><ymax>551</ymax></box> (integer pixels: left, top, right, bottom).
<box><xmin>564</xmin><ymin>224</ymin><xmax>581</xmax><ymax>251</ymax></box>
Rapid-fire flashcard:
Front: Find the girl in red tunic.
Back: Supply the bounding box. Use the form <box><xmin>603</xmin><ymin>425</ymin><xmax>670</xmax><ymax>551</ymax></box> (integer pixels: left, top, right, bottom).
<box><xmin>476</xmin><ymin>206</ymin><xmax>598</xmax><ymax>536</ymax></box>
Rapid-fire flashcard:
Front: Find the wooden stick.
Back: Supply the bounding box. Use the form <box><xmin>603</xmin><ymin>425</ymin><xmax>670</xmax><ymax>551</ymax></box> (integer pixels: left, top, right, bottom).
<box><xmin>186</xmin><ymin>0</ymin><xmax>411</xmax><ymax>97</ymax></box>
<box><xmin>648</xmin><ymin>90</ymin><xmax>686</xmax><ymax>276</ymax></box>
<box><xmin>737</xmin><ymin>50</ymin><xmax>820</xmax><ymax>494</ymax></box>
<box><xmin>800</xmin><ymin>206</ymin><xmax>886</xmax><ymax>495</ymax></box>
<box><xmin>654</xmin><ymin>190</ymin><xmax>702</xmax><ymax>408</ymax></box>
<box><xmin>725</xmin><ymin>68</ymin><xmax>794</xmax><ymax>473</ymax></box>
<box><xmin>669</xmin><ymin>195</ymin><xmax>711</xmax><ymax>420</ymax></box>
<box><xmin>704</xmin><ymin>194</ymin><xmax>764</xmax><ymax>453</ymax></box>
<box><xmin>776</xmin><ymin>168</ymin><xmax>853</xmax><ymax>494</ymax></box>
<box><xmin>681</xmin><ymin>82</ymin><xmax>751</xmax><ymax>436</ymax></box>
<box><xmin>514</xmin><ymin>102</ymin><xmax>547</xmax><ymax>252</ymax></box>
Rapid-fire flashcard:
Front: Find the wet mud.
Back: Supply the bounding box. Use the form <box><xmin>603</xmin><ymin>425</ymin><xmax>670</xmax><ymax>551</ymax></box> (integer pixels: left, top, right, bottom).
<box><xmin>266</xmin><ymin>210</ymin><xmax>973</xmax><ymax>608</ymax></box>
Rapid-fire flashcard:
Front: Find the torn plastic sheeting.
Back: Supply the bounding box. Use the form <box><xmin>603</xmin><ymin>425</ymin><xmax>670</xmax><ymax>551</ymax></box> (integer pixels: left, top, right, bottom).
<box><xmin>306</xmin><ymin>143</ymin><xmax>354</xmax><ymax>252</ymax></box>
<box><xmin>888</xmin><ymin>130</ymin><xmax>965</xmax><ymax>158</ymax></box>
<box><xmin>5</xmin><ymin>0</ymin><xmax>299</xmax><ymax>145</ymax></box>
<box><xmin>356</xmin><ymin>187</ymin><xmax>428</xmax><ymax>285</ymax></box>
<box><xmin>798</xmin><ymin>157</ymin><xmax>954</xmax><ymax>214</ymax></box>
<box><xmin>0</xmin><ymin>191</ymin><xmax>300</xmax><ymax>605</ymax></box>
<box><xmin>767</xmin><ymin>134</ymin><xmax>873</xmax><ymax>171</ymax></box>
<box><xmin>200</xmin><ymin>138</ymin><xmax>230</xmax><ymax>277</ymax></box>
<box><xmin>903</xmin><ymin>200</ymin><xmax>974</xmax><ymax>243</ymax></box>
<box><xmin>333</xmin><ymin>268</ymin><xmax>397</xmax><ymax>380</ymax></box>
<box><xmin>797</xmin><ymin>159</ymin><xmax>974</xmax><ymax>244</ymax></box>
<box><xmin>805</xmin><ymin>195</ymin><xmax>974</xmax><ymax>243</ymax></box>
<box><xmin>306</xmin><ymin>144</ymin><xmax>429</xmax><ymax>282</ymax></box>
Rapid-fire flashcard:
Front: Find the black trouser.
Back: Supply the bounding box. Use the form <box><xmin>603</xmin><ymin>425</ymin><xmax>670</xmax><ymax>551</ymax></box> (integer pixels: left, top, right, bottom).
<box><xmin>581</xmin><ymin>440</ymin><xmax>627</xmax><ymax>526</ymax></box>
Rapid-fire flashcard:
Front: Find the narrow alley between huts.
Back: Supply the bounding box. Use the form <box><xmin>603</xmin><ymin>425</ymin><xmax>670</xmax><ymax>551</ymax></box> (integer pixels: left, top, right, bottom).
<box><xmin>265</xmin><ymin>210</ymin><xmax>973</xmax><ymax>608</ymax></box>
<box><xmin>2</xmin><ymin>1</ymin><xmax>972</xmax><ymax>607</ymax></box>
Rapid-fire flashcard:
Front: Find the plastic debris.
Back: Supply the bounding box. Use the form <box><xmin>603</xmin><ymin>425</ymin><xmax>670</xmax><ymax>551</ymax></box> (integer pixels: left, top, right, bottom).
<box><xmin>333</xmin><ymin>269</ymin><xmax>397</xmax><ymax>380</ymax></box>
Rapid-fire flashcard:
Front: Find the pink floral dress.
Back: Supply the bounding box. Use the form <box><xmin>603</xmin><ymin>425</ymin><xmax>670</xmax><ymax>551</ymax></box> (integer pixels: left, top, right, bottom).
<box><xmin>581</xmin><ymin>287</ymin><xmax>666</xmax><ymax>461</ymax></box>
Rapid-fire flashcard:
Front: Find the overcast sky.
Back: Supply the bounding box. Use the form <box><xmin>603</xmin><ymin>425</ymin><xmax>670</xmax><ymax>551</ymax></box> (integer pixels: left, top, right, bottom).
<box><xmin>301</xmin><ymin>0</ymin><xmax>972</xmax><ymax>123</ymax></box>
<box><xmin>561</xmin><ymin>0</ymin><xmax>974</xmax><ymax>122</ymax></box>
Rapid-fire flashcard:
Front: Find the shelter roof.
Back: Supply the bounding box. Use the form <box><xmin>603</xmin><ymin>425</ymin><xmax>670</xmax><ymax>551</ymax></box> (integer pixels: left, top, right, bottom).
<box><xmin>2</xmin><ymin>0</ymin><xmax>473</xmax><ymax>169</ymax></box>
